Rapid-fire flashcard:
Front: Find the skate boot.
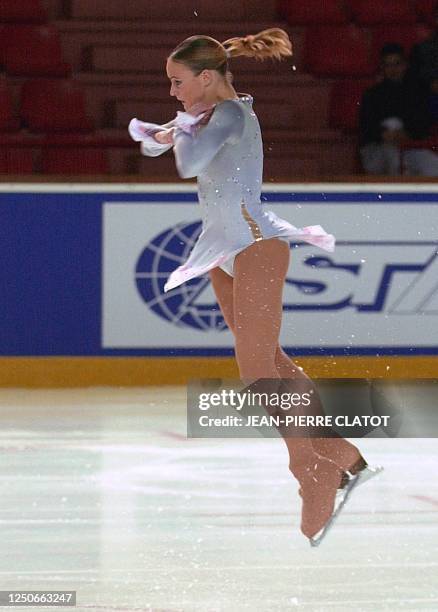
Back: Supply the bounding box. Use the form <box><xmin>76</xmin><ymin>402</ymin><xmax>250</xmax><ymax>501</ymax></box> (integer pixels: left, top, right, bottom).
<box><xmin>308</xmin><ymin>458</ymin><xmax>384</xmax><ymax>547</ymax></box>
<box><xmin>293</xmin><ymin>456</ymin><xmax>344</xmax><ymax>547</ymax></box>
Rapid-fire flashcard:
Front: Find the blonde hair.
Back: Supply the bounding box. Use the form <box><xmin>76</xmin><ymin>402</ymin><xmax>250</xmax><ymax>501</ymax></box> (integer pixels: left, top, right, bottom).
<box><xmin>223</xmin><ymin>28</ymin><xmax>293</xmax><ymax>62</ymax></box>
<box><xmin>169</xmin><ymin>28</ymin><xmax>292</xmax><ymax>76</ymax></box>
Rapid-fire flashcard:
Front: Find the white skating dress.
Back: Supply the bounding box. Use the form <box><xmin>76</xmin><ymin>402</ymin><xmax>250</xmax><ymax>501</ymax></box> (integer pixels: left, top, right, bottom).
<box><xmin>131</xmin><ymin>94</ymin><xmax>335</xmax><ymax>293</ymax></box>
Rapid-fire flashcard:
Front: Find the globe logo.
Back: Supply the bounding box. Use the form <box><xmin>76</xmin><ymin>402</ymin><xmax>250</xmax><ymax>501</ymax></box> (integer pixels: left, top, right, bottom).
<box><xmin>135</xmin><ymin>221</ymin><xmax>227</xmax><ymax>331</ymax></box>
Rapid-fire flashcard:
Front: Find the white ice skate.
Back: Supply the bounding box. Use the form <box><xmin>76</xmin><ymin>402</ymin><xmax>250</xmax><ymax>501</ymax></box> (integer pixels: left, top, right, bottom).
<box><xmin>309</xmin><ymin>464</ymin><xmax>384</xmax><ymax>548</ymax></box>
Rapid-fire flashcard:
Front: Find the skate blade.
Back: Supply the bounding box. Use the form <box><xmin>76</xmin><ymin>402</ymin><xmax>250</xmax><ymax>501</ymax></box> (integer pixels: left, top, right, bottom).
<box><xmin>355</xmin><ymin>464</ymin><xmax>384</xmax><ymax>487</ymax></box>
<box><xmin>336</xmin><ymin>464</ymin><xmax>385</xmax><ymax>517</ymax></box>
<box><xmin>309</xmin><ymin>466</ymin><xmax>384</xmax><ymax>548</ymax></box>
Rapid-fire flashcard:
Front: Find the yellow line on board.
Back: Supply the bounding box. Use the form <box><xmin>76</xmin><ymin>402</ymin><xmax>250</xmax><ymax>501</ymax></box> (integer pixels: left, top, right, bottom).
<box><xmin>0</xmin><ymin>357</ymin><xmax>437</xmax><ymax>387</ymax></box>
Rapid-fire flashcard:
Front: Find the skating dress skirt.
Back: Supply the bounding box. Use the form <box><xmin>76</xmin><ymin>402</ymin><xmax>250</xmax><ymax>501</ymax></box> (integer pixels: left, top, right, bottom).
<box><xmin>134</xmin><ymin>94</ymin><xmax>335</xmax><ymax>293</ymax></box>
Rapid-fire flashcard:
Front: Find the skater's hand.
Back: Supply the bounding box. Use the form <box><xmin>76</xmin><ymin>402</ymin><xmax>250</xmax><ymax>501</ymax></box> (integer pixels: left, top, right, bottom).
<box><xmin>154</xmin><ymin>128</ymin><xmax>175</xmax><ymax>144</ymax></box>
<box><xmin>197</xmin><ymin>107</ymin><xmax>215</xmax><ymax>126</ymax></box>
<box><xmin>186</xmin><ymin>102</ymin><xmax>213</xmax><ymax>117</ymax></box>
<box><xmin>174</xmin><ymin>103</ymin><xmax>215</xmax><ymax>133</ymax></box>
<box><xmin>186</xmin><ymin>102</ymin><xmax>215</xmax><ymax>125</ymax></box>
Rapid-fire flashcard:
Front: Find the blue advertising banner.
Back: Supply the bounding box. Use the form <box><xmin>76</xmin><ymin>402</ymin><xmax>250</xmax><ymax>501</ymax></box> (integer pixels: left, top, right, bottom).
<box><xmin>1</xmin><ymin>183</ymin><xmax>437</xmax><ymax>357</ymax></box>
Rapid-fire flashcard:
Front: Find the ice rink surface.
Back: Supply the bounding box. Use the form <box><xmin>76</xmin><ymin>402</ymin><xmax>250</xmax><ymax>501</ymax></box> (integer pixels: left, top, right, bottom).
<box><xmin>0</xmin><ymin>386</ymin><xmax>437</xmax><ymax>612</ymax></box>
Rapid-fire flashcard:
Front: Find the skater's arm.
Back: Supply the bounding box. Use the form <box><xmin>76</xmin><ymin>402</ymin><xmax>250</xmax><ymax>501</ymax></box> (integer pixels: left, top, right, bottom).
<box><xmin>141</xmin><ymin>119</ymin><xmax>178</xmax><ymax>156</ymax></box>
<box><xmin>128</xmin><ymin>118</ymin><xmax>174</xmax><ymax>157</ymax></box>
<box><xmin>160</xmin><ymin>119</ymin><xmax>176</xmax><ymax>129</ymax></box>
<box><xmin>173</xmin><ymin>100</ymin><xmax>245</xmax><ymax>178</ymax></box>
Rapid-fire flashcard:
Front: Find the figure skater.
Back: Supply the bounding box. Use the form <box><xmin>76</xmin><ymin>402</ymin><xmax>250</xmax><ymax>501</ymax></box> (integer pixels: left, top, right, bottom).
<box><xmin>129</xmin><ymin>29</ymin><xmax>382</xmax><ymax>546</ymax></box>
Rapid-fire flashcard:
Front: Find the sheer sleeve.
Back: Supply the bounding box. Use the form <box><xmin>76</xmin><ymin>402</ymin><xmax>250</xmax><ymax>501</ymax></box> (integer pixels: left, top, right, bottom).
<box><xmin>140</xmin><ymin>139</ymin><xmax>173</xmax><ymax>157</ymax></box>
<box><xmin>128</xmin><ymin>118</ymin><xmax>175</xmax><ymax>157</ymax></box>
<box><xmin>173</xmin><ymin>100</ymin><xmax>245</xmax><ymax>178</ymax></box>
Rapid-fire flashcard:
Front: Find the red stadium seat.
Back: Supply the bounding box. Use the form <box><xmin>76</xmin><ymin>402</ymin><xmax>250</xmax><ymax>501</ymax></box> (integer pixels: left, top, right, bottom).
<box><xmin>4</xmin><ymin>25</ymin><xmax>70</xmax><ymax>76</ymax></box>
<box><xmin>350</xmin><ymin>0</ymin><xmax>417</xmax><ymax>25</ymax></box>
<box><xmin>276</xmin><ymin>0</ymin><xmax>289</xmax><ymax>19</ymax></box>
<box><xmin>304</xmin><ymin>26</ymin><xmax>374</xmax><ymax>77</ymax></box>
<box><xmin>41</xmin><ymin>148</ymin><xmax>109</xmax><ymax>174</ymax></box>
<box><xmin>280</xmin><ymin>0</ymin><xmax>349</xmax><ymax>25</ymax></box>
<box><xmin>371</xmin><ymin>24</ymin><xmax>432</xmax><ymax>68</ymax></box>
<box><xmin>415</xmin><ymin>0</ymin><xmax>437</xmax><ymax>25</ymax></box>
<box><xmin>21</xmin><ymin>79</ymin><xmax>94</xmax><ymax>133</ymax></box>
<box><xmin>0</xmin><ymin>24</ymin><xmax>6</xmax><ymax>65</ymax></box>
<box><xmin>0</xmin><ymin>80</ymin><xmax>19</xmax><ymax>131</ymax></box>
<box><xmin>8</xmin><ymin>149</ymin><xmax>34</xmax><ymax>173</ymax></box>
<box><xmin>0</xmin><ymin>149</ymin><xmax>34</xmax><ymax>173</ymax></box>
<box><xmin>0</xmin><ymin>0</ymin><xmax>46</xmax><ymax>23</ymax></box>
<box><xmin>329</xmin><ymin>79</ymin><xmax>374</xmax><ymax>131</ymax></box>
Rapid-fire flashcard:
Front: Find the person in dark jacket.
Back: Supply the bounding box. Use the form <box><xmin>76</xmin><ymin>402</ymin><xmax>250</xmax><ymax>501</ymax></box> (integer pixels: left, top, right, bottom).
<box><xmin>410</xmin><ymin>2</ymin><xmax>438</xmax><ymax>91</ymax></box>
<box><xmin>359</xmin><ymin>43</ymin><xmax>437</xmax><ymax>176</ymax></box>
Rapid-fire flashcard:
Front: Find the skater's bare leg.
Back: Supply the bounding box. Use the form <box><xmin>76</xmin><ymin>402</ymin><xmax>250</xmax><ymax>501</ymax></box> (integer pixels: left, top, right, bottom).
<box><xmin>232</xmin><ymin>238</ymin><xmax>288</xmax><ymax>380</ymax></box>
<box><xmin>209</xmin><ymin>262</ymin><xmax>365</xmax><ymax>474</ymax></box>
<box><xmin>210</xmin><ymin>241</ymin><xmax>317</xmax><ymax>466</ymax></box>
<box><xmin>232</xmin><ymin>239</ymin><xmax>315</xmax><ymax>464</ymax></box>
<box><xmin>210</xmin><ymin>242</ymin><xmax>343</xmax><ymax>538</ymax></box>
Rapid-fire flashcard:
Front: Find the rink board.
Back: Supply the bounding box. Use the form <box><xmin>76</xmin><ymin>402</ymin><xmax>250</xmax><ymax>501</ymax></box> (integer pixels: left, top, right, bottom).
<box><xmin>0</xmin><ymin>182</ymin><xmax>437</xmax><ymax>385</ymax></box>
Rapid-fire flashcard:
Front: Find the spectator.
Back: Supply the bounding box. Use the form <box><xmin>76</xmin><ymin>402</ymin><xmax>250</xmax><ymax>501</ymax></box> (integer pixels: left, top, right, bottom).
<box><xmin>410</xmin><ymin>2</ymin><xmax>438</xmax><ymax>90</ymax></box>
<box><xmin>359</xmin><ymin>43</ymin><xmax>438</xmax><ymax>176</ymax></box>
<box><xmin>428</xmin><ymin>70</ymin><xmax>438</xmax><ymax>128</ymax></box>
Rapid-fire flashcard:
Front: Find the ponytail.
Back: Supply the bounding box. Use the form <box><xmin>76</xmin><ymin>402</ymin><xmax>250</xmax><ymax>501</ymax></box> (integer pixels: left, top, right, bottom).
<box><xmin>222</xmin><ymin>28</ymin><xmax>293</xmax><ymax>62</ymax></box>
